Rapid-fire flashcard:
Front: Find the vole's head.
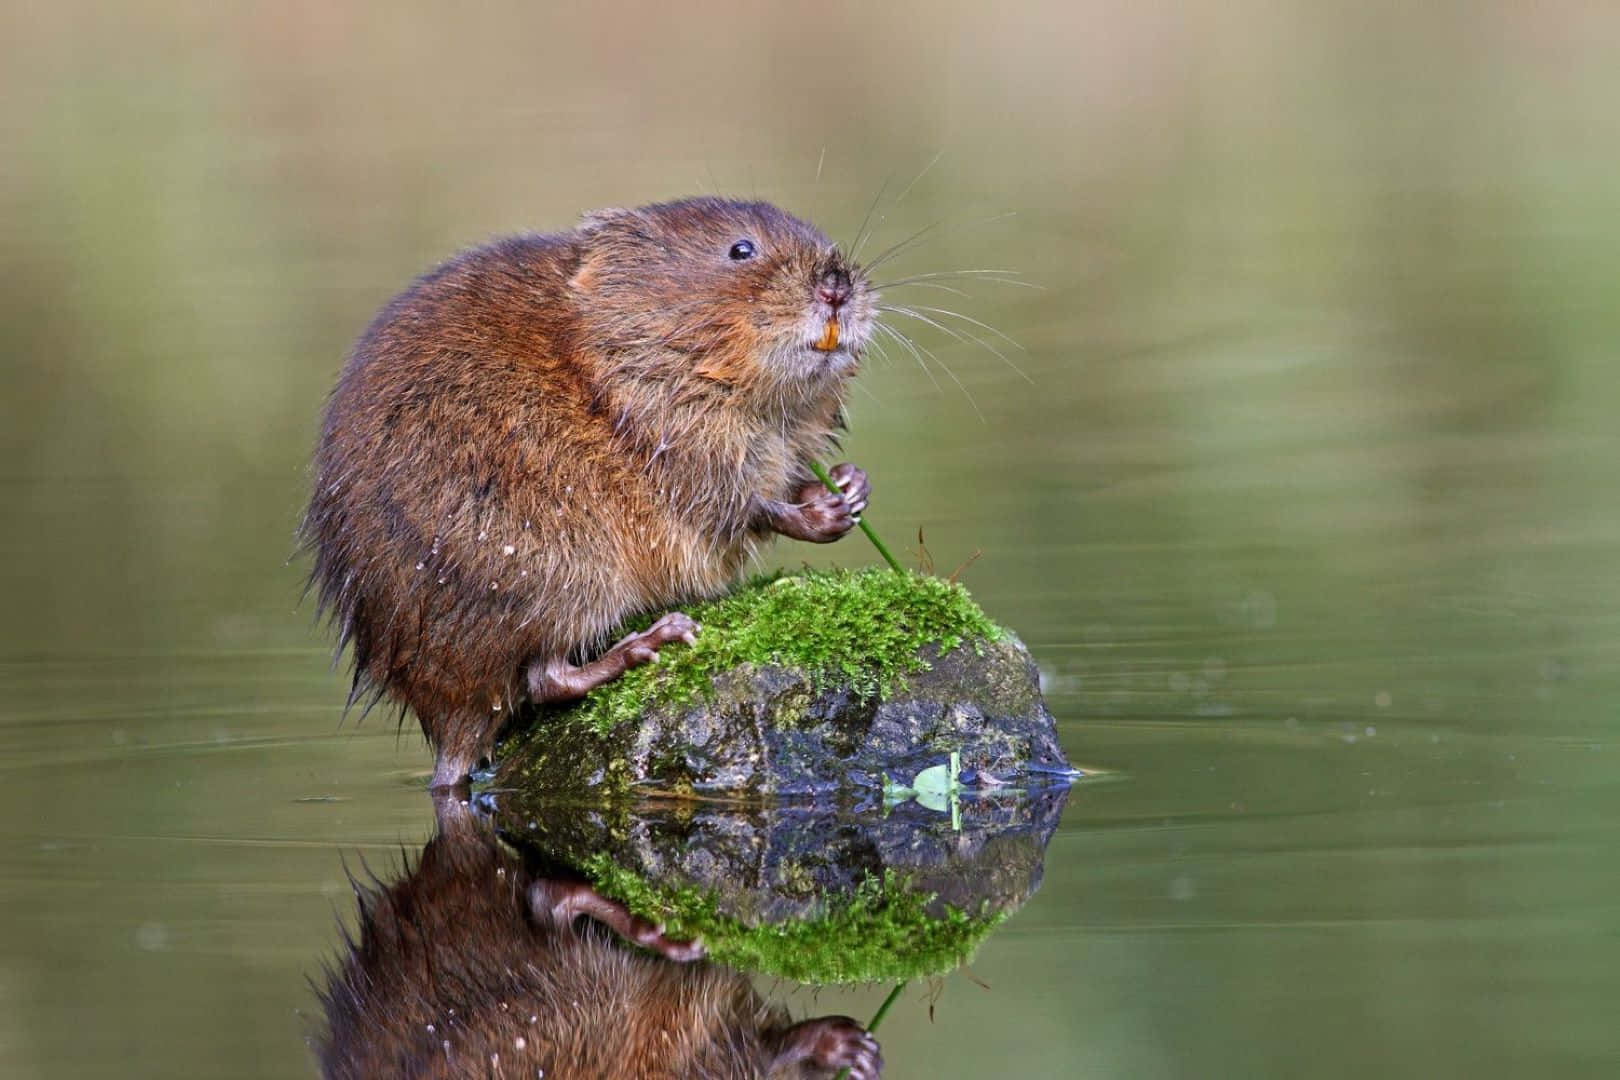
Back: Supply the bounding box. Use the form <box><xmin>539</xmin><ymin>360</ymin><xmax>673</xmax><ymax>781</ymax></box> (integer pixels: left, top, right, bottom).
<box><xmin>571</xmin><ymin>198</ymin><xmax>873</xmax><ymax>405</ymax></box>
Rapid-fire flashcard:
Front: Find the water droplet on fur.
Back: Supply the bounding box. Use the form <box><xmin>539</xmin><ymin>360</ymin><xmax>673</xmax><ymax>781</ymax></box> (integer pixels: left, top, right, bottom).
<box><xmin>503</xmin><ymin>545</ymin><xmax>515</xmax><ymax>555</ymax></box>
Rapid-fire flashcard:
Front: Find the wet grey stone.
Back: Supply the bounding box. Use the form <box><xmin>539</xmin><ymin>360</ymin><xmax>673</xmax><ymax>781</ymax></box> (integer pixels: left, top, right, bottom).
<box><xmin>494</xmin><ymin>632</ymin><xmax>1070</xmax><ymax>800</ymax></box>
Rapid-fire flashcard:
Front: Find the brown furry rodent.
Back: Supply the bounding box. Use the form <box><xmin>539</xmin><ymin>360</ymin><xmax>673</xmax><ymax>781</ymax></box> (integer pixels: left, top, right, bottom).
<box><xmin>303</xmin><ymin>198</ymin><xmax>875</xmax><ymax>786</ymax></box>
<box><xmin>314</xmin><ymin>794</ymin><xmax>882</xmax><ymax>1078</ymax></box>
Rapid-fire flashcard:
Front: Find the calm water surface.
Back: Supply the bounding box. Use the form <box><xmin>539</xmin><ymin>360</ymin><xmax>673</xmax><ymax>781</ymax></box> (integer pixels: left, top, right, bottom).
<box><xmin>4</xmin><ymin>5</ymin><xmax>1620</xmax><ymax>1077</ymax></box>
<box><xmin>5</xmin><ymin>350</ymin><xmax>1615</xmax><ymax>1077</ymax></box>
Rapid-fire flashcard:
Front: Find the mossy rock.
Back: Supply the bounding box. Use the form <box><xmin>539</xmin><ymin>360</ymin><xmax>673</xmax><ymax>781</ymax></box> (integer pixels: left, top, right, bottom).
<box><xmin>493</xmin><ymin>570</ymin><xmax>1070</xmax><ymax>800</ymax></box>
<box><xmin>492</xmin><ymin>785</ymin><xmax>1070</xmax><ymax>983</ymax></box>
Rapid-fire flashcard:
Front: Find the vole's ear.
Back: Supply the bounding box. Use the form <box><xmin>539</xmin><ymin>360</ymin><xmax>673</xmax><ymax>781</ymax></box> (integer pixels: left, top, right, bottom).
<box><xmin>573</xmin><ymin>209</ymin><xmax>628</xmax><ymax>292</ymax></box>
<box><xmin>578</xmin><ymin>207</ymin><xmax>633</xmax><ymax>232</ymax></box>
<box><xmin>572</xmin><ymin>207</ymin><xmax>649</xmax><ymax>292</ymax></box>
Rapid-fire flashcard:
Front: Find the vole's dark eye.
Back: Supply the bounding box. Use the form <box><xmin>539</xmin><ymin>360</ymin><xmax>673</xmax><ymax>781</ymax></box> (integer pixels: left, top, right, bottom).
<box><xmin>728</xmin><ymin>239</ymin><xmax>756</xmax><ymax>261</ymax></box>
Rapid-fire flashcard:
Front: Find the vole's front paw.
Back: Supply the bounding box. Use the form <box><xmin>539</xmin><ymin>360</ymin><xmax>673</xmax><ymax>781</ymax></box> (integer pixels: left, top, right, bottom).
<box><xmin>799</xmin><ymin>1016</ymin><xmax>882</xmax><ymax>1079</ymax></box>
<box><xmin>791</xmin><ymin>463</ymin><xmax>870</xmax><ymax>543</ymax></box>
<box><xmin>826</xmin><ymin>462</ymin><xmax>871</xmax><ymax>519</ymax></box>
<box><xmin>616</xmin><ymin>611</ymin><xmax>699</xmax><ymax>666</ymax></box>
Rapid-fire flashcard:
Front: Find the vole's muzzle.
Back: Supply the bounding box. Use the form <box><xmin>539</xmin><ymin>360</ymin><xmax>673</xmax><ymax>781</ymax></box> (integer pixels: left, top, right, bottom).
<box><xmin>812</xmin><ymin>266</ymin><xmax>854</xmax><ymax>352</ymax></box>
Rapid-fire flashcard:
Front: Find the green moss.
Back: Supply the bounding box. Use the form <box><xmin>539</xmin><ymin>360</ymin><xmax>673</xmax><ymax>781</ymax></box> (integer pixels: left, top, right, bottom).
<box><xmin>580</xmin><ymin>853</ymin><xmax>1005</xmax><ymax>984</ymax></box>
<box><xmin>568</xmin><ymin>569</ymin><xmax>1005</xmax><ymax>736</ymax></box>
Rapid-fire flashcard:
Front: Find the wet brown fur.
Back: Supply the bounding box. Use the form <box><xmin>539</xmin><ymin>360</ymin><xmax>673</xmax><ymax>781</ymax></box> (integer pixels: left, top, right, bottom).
<box><xmin>302</xmin><ymin>199</ymin><xmax>874</xmax><ymax>783</ymax></box>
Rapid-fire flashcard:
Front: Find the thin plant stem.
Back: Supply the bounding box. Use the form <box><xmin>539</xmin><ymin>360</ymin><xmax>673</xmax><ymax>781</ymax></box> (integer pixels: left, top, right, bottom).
<box><xmin>809</xmin><ymin>460</ymin><xmax>904</xmax><ymax>574</ymax></box>
<box><xmin>835</xmin><ymin>981</ymin><xmax>909</xmax><ymax>1080</ymax></box>
<box><xmin>866</xmin><ymin>980</ymin><xmax>907</xmax><ymax>1030</ymax></box>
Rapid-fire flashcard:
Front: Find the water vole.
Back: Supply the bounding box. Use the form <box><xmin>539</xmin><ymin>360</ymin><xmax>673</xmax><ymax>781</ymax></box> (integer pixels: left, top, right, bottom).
<box><xmin>303</xmin><ymin>198</ymin><xmax>875</xmax><ymax>787</ymax></box>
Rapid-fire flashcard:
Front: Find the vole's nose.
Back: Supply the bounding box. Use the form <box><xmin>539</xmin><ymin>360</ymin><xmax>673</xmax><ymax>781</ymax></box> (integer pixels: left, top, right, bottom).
<box><xmin>816</xmin><ymin>269</ymin><xmax>852</xmax><ymax>310</ymax></box>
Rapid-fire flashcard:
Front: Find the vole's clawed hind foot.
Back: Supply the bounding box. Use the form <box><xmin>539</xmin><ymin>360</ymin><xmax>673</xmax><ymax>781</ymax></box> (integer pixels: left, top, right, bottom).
<box><xmin>526</xmin><ymin>611</ymin><xmax>699</xmax><ymax>704</ymax></box>
<box><xmin>610</xmin><ymin>610</ymin><xmax>700</xmax><ymax>666</ymax></box>
<box><xmin>769</xmin><ymin>1016</ymin><xmax>883</xmax><ymax>1079</ymax></box>
<box><xmin>530</xmin><ymin>879</ymin><xmax>706</xmax><ymax>962</ymax></box>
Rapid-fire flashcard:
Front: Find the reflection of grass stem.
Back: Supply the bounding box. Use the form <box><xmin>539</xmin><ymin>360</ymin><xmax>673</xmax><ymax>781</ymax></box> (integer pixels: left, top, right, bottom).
<box><xmin>795</xmin><ymin>470</ymin><xmax>924</xmax><ymax>1074</ymax></box>
<box><xmin>836</xmin><ymin>980</ymin><xmax>908</xmax><ymax>1080</ymax></box>
<box><xmin>949</xmin><ymin>750</ymin><xmax>961</xmax><ymax>833</ymax></box>
<box><xmin>809</xmin><ymin>460</ymin><xmax>904</xmax><ymax>573</ymax></box>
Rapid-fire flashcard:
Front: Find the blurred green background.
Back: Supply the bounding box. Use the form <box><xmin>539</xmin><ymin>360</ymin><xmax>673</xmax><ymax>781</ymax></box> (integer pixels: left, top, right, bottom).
<box><xmin>3</xmin><ymin>2</ymin><xmax>1619</xmax><ymax>1077</ymax></box>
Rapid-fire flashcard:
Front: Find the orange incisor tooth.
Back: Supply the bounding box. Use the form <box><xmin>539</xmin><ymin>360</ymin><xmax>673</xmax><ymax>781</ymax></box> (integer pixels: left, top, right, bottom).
<box><xmin>815</xmin><ymin>318</ymin><xmax>840</xmax><ymax>352</ymax></box>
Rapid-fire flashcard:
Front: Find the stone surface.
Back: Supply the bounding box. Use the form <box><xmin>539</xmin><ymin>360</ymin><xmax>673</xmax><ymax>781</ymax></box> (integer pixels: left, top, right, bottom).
<box><xmin>494</xmin><ymin>632</ymin><xmax>1071</xmax><ymax>800</ymax></box>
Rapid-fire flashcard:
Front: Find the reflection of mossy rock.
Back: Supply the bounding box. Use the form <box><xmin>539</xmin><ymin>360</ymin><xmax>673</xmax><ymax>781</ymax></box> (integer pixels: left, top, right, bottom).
<box><xmin>494</xmin><ymin>570</ymin><xmax>1069</xmax><ymax>799</ymax></box>
<box><xmin>587</xmin><ymin>860</ymin><xmax>1000</xmax><ymax>984</ymax></box>
<box><xmin>492</xmin><ymin>786</ymin><xmax>1070</xmax><ymax>983</ymax></box>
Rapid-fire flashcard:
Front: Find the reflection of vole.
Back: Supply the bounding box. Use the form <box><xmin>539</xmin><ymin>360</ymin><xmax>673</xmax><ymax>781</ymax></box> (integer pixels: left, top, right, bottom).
<box><xmin>303</xmin><ymin>199</ymin><xmax>875</xmax><ymax>787</ymax></box>
<box><xmin>314</xmin><ymin>795</ymin><xmax>881</xmax><ymax>1078</ymax></box>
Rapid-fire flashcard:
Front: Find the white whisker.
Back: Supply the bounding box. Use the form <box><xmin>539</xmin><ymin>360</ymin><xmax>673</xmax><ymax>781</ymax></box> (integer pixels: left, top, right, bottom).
<box><xmin>877</xmin><ymin>281</ymin><xmax>972</xmax><ymax>298</ymax></box>
<box><xmin>847</xmin><ymin>177</ymin><xmax>891</xmax><ymax>261</ymax></box>
<box><xmin>864</xmin><ymin>211</ymin><xmax>1020</xmax><ymax>273</ymax></box>
<box><xmin>903</xmin><ymin>304</ymin><xmax>1027</xmax><ymax>352</ymax></box>
<box><xmin>862</xmin><ymin>218</ymin><xmax>946</xmax><ymax>273</ymax></box>
<box><xmin>873</xmin><ymin>322</ymin><xmax>941</xmax><ymax>394</ymax></box>
<box><xmin>873</xmin><ymin>269</ymin><xmax>1044</xmax><ymax>291</ymax></box>
<box><xmin>893</xmin><ymin>150</ymin><xmax>944</xmax><ymax>207</ymax></box>
<box><xmin>879</xmin><ymin>305</ymin><xmax>1034</xmax><ymax>385</ymax></box>
<box><xmin>876</xmin><ymin>322</ymin><xmax>985</xmax><ymax>421</ymax></box>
